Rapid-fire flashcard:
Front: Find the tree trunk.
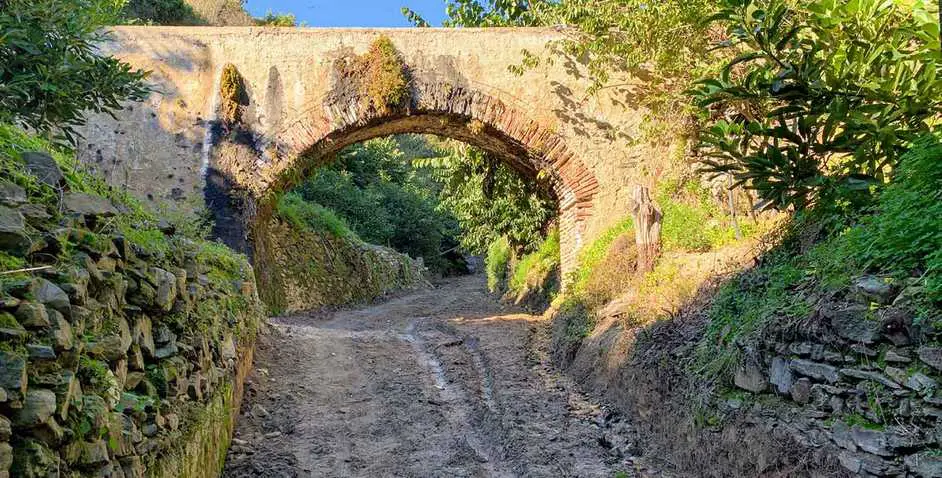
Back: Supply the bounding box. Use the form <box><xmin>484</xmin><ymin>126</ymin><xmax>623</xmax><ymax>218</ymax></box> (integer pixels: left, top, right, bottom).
<box><xmin>631</xmin><ymin>185</ymin><xmax>662</xmax><ymax>274</ymax></box>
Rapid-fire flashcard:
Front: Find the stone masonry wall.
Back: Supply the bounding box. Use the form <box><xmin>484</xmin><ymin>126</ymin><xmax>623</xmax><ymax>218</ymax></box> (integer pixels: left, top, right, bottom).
<box><xmin>0</xmin><ymin>151</ymin><xmax>264</xmax><ymax>477</ymax></box>
<box><xmin>726</xmin><ymin>275</ymin><xmax>942</xmax><ymax>477</ymax></box>
<box><xmin>254</xmin><ymin>217</ymin><xmax>430</xmax><ymax>315</ymax></box>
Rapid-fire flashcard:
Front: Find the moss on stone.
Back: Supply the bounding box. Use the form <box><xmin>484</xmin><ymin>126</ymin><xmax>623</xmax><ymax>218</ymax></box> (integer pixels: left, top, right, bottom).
<box><xmin>219</xmin><ymin>64</ymin><xmax>247</xmax><ymax>126</ymax></box>
<box><xmin>335</xmin><ymin>36</ymin><xmax>410</xmax><ymax>115</ymax></box>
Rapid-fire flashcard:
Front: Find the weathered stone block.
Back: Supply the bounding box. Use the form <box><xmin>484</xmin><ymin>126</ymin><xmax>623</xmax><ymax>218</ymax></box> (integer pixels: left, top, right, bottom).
<box><xmin>906</xmin><ymin>451</ymin><xmax>942</xmax><ymax>477</ymax></box>
<box><xmin>12</xmin><ymin>389</ymin><xmax>56</xmax><ymax>427</ymax></box>
<box><xmin>13</xmin><ymin>302</ymin><xmax>48</xmax><ymax>329</ymax></box>
<box><xmin>790</xmin><ymin>359</ymin><xmax>840</xmax><ymax>383</ymax></box>
<box><xmin>30</xmin><ymin>279</ymin><xmax>70</xmax><ymax>314</ymax></box>
<box><xmin>918</xmin><ymin>347</ymin><xmax>942</xmax><ymax>372</ymax></box>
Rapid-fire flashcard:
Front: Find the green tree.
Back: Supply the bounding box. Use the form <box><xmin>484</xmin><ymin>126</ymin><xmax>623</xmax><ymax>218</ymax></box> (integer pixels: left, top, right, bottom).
<box><xmin>691</xmin><ymin>0</ymin><xmax>941</xmax><ymax>211</ymax></box>
<box><xmin>296</xmin><ymin>137</ymin><xmax>466</xmax><ymax>274</ymax></box>
<box><xmin>415</xmin><ymin>142</ymin><xmax>556</xmax><ymax>254</ymax></box>
<box><xmin>0</xmin><ymin>0</ymin><xmax>149</xmax><ymax>143</ymax></box>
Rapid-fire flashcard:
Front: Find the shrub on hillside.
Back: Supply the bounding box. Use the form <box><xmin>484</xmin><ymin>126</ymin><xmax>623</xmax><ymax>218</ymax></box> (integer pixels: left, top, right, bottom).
<box><xmin>276</xmin><ymin>192</ymin><xmax>358</xmax><ymax>241</ymax></box>
<box><xmin>695</xmin><ymin>135</ymin><xmax>942</xmax><ymax>386</ymax></box>
<box><xmin>485</xmin><ymin>237</ymin><xmax>512</xmax><ymax>293</ymax></box>
<box><xmin>0</xmin><ymin>0</ymin><xmax>149</xmax><ymax>143</ymax></box>
<box><xmin>121</xmin><ymin>0</ymin><xmax>204</xmax><ymax>25</ymax></box>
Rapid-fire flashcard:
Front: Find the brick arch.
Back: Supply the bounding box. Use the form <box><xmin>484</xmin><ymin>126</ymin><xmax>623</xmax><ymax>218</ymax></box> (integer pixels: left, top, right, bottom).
<box><xmin>259</xmin><ymin>79</ymin><xmax>599</xmax><ymax>278</ymax></box>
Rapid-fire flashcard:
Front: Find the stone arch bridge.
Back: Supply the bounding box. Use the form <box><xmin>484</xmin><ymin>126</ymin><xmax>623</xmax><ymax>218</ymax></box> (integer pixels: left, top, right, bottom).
<box><xmin>76</xmin><ymin>27</ymin><xmax>669</xmax><ymax>286</ymax></box>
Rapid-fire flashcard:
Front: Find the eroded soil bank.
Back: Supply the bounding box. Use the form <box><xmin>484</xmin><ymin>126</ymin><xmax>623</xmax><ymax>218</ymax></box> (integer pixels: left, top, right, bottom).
<box><xmin>222</xmin><ymin>275</ymin><xmax>660</xmax><ymax>477</ymax></box>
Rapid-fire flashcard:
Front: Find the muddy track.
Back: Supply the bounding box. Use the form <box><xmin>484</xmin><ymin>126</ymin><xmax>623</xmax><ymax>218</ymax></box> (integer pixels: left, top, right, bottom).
<box><xmin>223</xmin><ymin>275</ymin><xmax>658</xmax><ymax>478</ymax></box>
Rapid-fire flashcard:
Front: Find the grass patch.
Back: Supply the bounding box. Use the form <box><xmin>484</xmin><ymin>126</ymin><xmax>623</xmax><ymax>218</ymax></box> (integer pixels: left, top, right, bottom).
<box><xmin>656</xmin><ymin>178</ymin><xmax>756</xmax><ymax>252</ymax></box>
<box><xmin>485</xmin><ymin>236</ymin><xmax>512</xmax><ymax>293</ymax></box>
<box><xmin>570</xmin><ymin>216</ymin><xmax>634</xmax><ymax>294</ymax></box>
<box><xmin>507</xmin><ymin>227</ymin><xmax>560</xmax><ymax>296</ymax></box>
<box><xmin>276</xmin><ymin>192</ymin><xmax>359</xmax><ymax>241</ymax></box>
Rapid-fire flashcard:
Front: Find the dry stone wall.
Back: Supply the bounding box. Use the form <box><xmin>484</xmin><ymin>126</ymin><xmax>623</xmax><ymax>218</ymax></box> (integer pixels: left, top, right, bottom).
<box><xmin>254</xmin><ymin>218</ymin><xmax>429</xmax><ymax>314</ymax></box>
<box><xmin>0</xmin><ymin>152</ymin><xmax>264</xmax><ymax>477</ymax></box>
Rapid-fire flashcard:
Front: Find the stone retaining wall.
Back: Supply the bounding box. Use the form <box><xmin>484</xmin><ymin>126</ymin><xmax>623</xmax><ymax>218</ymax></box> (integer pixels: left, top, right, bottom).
<box><xmin>254</xmin><ymin>217</ymin><xmax>430</xmax><ymax>314</ymax></box>
<box><xmin>0</xmin><ymin>152</ymin><xmax>265</xmax><ymax>477</ymax></box>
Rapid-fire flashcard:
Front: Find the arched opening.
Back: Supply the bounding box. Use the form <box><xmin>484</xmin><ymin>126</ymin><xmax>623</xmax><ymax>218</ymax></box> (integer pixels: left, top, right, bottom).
<box><xmin>250</xmin><ymin>118</ymin><xmax>572</xmax><ymax>313</ymax></box>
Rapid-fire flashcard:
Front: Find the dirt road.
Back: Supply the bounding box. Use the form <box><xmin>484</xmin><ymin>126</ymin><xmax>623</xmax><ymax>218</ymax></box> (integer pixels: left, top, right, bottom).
<box><xmin>223</xmin><ymin>275</ymin><xmax>652</xmax><ymax>478</ymax></box>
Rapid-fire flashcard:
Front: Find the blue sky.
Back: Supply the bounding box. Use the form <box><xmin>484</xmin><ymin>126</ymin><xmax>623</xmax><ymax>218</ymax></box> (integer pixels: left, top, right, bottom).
<box><xmin>244</xmin><ymin>0</ymin><xmax>450</xmax><ymax>27</ymax></box>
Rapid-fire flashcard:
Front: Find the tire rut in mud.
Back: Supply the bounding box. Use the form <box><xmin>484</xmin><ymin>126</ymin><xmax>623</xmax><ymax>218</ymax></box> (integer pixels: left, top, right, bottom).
<box><xmin>223</xmin><ymin>276</ymin><xmax>654</xmax><ymax>478</ymax></box>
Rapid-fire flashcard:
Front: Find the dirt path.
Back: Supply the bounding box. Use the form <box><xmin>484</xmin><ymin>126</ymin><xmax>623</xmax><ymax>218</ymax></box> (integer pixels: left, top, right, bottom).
<box><xmin>223</xmin><ymin>275</ymin><xmax>656</xmax><ymax>478</ymax></box>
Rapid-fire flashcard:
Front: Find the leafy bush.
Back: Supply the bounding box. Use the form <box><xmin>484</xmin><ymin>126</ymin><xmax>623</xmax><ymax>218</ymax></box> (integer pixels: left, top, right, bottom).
<box><xmin>0</xmin><ymin>0</ymin><xmax>149</xmax><ymax>143</ymax></box>
<box><xmin>276</xmin><ymin>193</ymin><xmax>358</xmax><ymax>241</ymax></box>
<box><xmin>692</xmin><ymin>0</ymin><xmax>941</xmax><ymax>211</ymax></box>
<box><xmin>695</xmin><ymin>135</ymin><xmax>942</xmax><ymax>385</ymax></box>
<box><xmin>295</xmin><ymin>137</ymin><xmax>464</xmax><ymax>273</ymax></box>
<box><xmin>254</xmin><ymin>11</ymin><xmax>297</xmax><ymax>26</ymax></box>
<box><xmin>508</xmin><ymin>227</ymin><xmax>560</xmax><ymax>295</ymax></box>
<box><xmin>121</xmin><ymin>0</ymin><xmax>204</xmax><ymax>25</ymax></box>
<box><xmin>845</xmin><ymin>135</ymin><xmax>942</xmax><ymax>301</ymax></box>
<box><xmin>656</xmin><ymin>179</ymin><xmax>754</xmax><ymax>252</ymax></box>
<box><xmin>485</xmin><ymin>237</ymin><xmax>512</xmax><ymax>293</ymax></box>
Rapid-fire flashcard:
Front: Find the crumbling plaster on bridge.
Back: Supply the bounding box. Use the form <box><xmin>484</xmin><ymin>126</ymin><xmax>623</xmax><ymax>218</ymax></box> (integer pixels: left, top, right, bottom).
<box><xmin>75</xmin><ymin>26</ymin><xmax>678</xmax><ymax>274</ymax></box>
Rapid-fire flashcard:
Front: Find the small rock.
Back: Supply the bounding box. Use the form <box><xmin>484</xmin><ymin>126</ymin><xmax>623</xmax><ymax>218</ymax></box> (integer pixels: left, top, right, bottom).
<box><xmin>49</xmin><ymin>311</ymin><xmax>73</xmax><ymax>351</ymax></box>
<box><xmin>769</xmin><ymin>357</ymin><xmax>794</xmax><ymax>394</ymax></box>
<box><xmin>21</xmin><ymin>152</ymin><xmax>65</xmax><ymax>188</ymax></box>
<box><xmin>251</xmin><ymin>404</ymin><xmax>269</xmax><ymax>418</ymax></box>
<box><xmin>790</xmin><ymin>378</ymin><xmax>812</xmax><ymax>404</ymax></box>
<box><xmin>153</xmin><ymin>323</ymin><xmax>174</xmax><ymax>345</ymax></box>
<box><xmin>264</xmin><ymin>431</ymin><xmax>282</xmax><ymax>439</ymax></box>
<box><xmin>62</xmin><ymin>192</ymin><xmax>118</xmax><ymax>219</ymax></box>
<box><xmin>26</xmin><ymin>344</ymin><xmax>56</xmax><ymax>361</ymax></box>
<box><xmin>120</xmin><ymin>456</ymin><xmax>144</xmax><ymax>478</ymax></box>
<box><xmin>131</xmin><ymin>316</ymin><xmax>155</xmax><ymax>359</ymax></box>
<box><xmin>0</xmin><ymin>182</ymin><xmax>26</xmax><ymax>206</ymax></box>
<box><xmin>0</xmin><ymin>205</ymin><xmax>29</xmax><ymax>255</ymax></box>
<box><xmin>86</xmin><ymin>335</ymin><xmax>130</xmax><ymax>362</ymax></box>
<box><xmin>853</xmin><ymin>275</ymin><xmax>898</xmax><ymax>305</ymax></box>
<box><xmin>0</xmin><ymin>311</ymin><xmax>27</xmax><ymax>340</ymax></box>
<box><xmin>828</xmin><ymin>304</ymin><xmax>881</xmax><ymax>344</ymax></box>
<box><xmin>18</xmin><ymin>203</ymin><xmax>50</xmax><ymax>221</ymax></box>
<box><xmin>905</xmin><ymin>451</ymin><xmax>942</xmax><ymax>477</ymax></box>
<box><xmin>905</xmin><ymin>373</ymin><xmax>938</xmax><ymax>394</ymax></box>
<box><xmin>154</xmin><ymin>342</ymin><xmax>178</xmax><ymax>359</ymax></box>
<box><xmin>885</xmin><ymin>349</ymin><xmax>912</xmax><ymax>363</ymax></box>
<box><xmin>141</xmin><ymin>423</ymin><xmax>158</xmax><ymax>437</ymax></box>
<box><xmin>30</xmin><ymin>279</ymin><xmax>70</xmax><ymax>313</ymax></box>
<box><xmin>839</xmin><ymin>449</ymin><xmax>904</xmax><ymax>475</ymax></box>
<box><xmin>840</xmin><ymin>368</ymin><xmax>901</xmax><ymax>389</ymax></box>
<box><xmin>0</xmin><ymin>442</ymin><xmax>10</xmax><ymax>474</ymax></box>
<box><xmin>71</xmin><ymin>439</ymin><xmax>110</xmax><ymax>467</ymax></box>
<box><xmin>151</xmin><ymin>267</ymin><xmax>177</xmax><ymax>312</ymax></box>
<box><xmin>220</xmin><ymin>334</ymin><xmax>236</xmax><ymax>361</ymax></box>
<box><xmin>919</xmin><ymin>347</ymin><xmax>942</xmax><ymax>372</ymax></box>
<box><xmin>14</xmin><ymin>302</ymin><xmax>49</xmax><ymax>328</ymax></box>
<box><xmin>734</xmin><ymin>360</ymin><xmax>767</xmax><ymax>393</ymax></box>
<box><xmin>0</xmin><ymin>415</ymin><xmax>10</xmax><ymax>440</ymax></box>
<box><xmin>850</xmin><ymin>344</ymin><xmax>878</xmax><ymax>357</ymax></box>
<box><xmin>0</xmin><ymin>350</ymin><xmax>27</xmax><ymax>399</ymax></box>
